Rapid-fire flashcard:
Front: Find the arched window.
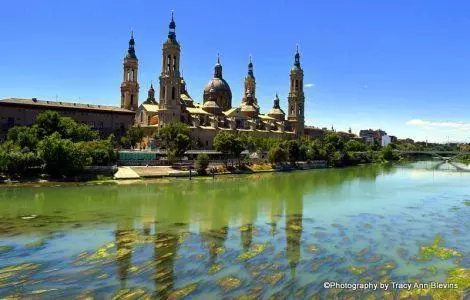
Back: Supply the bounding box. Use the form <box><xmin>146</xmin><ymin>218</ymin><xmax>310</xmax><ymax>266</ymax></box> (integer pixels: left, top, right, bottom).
<box><xmin>130</xmin><ymin>94</ymin><xmax>134</xmax><ymax>106</ymax></box>
<box><xmin>167</xmin><ymin>55</ymin><xmax>171</xmax><ymax>72</ymax></box>
<box><xmin>172</xmin><ymin>87</ymin><xmax>175</xmax><ymax>100</ymax></box>
<box><xmin>173</xmin><ymin>56</ymin><xmax>177</xmax><ymax>71</ymax></box>
<box><xmin>291</xmin><ymin>106</ymin><xmax>294</xmax><ymax>114</ymax></box>
<box><xmin>295</xmin><ymin>80</ymin><xmax>299</xmax><ymax>91</ymax></box>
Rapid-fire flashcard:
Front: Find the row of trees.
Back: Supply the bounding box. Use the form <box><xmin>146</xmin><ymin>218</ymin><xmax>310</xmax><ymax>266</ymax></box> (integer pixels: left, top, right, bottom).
<box><xmin>149</xmin><ymin>123</ymin><xmax>400</xmax><ymax>170</ymax></box>
<box><xmin>0</xmin><ymin>111</ymin><xmax>117</xmax><ymax>178</ymax></box>
<box><xmin>267</xmin><ymin>133</ymin><xmax>399</xmax><ymax>167</ymax></box>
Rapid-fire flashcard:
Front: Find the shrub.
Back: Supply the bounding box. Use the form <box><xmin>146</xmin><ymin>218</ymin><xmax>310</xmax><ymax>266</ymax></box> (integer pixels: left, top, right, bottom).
<box><xmin>38</xmin><ymin>133</ymin><xmax>91</xmax><ymax>177</ymax></box>
<box><xmin>78</xmin><ymin>139</ymin><xmax>117</xmax><ymax>165</ymax></box>
<box><xmin>6</xmin><ymin>151</ymin><xmax>42</xmax><ymax>177</ymax></box>
<box><xmin>196</xmin><ymin>153</ymin><xmax>210</xmax><ymax>175</ymax></box>
<box><xmin>268</xmin><ymin>146</ymin><xmax>287</xmax><ymax>165</ymax></box>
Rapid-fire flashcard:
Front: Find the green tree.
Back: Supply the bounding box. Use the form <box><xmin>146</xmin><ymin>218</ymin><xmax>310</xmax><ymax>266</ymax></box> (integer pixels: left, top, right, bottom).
<box><xmin>232</xmin><ymin>136</ymin><xmax>245</xmax><ymax>163</ymax></box>
<box><xmin>59</xmin><ymin>117</ymin><xmax>99</xmax><ymax>142</ymax></box>
<box><xmin>6</xmin><ymin>151</ymin><xmax>42</xmax><ymax>177</ymax></box>
<box><xmin>33</xmin><ymin>110</ymin><xmax>98</xmax><ymax>141</ymax></box>
<box><xmin>195</xmin><ymin>153</ymin><xmax>210</xmax><ymax>175</ymax></box>
<box><xmin>284</xmin><ymin>140</ymin><xmax>300</xmax><ymax>164</ymax></box>
<box><xmin>7</xmin><ymin>126</ymin><xmax>39</xmax><ymax>151</ymax></box>
<box><xmin>214</xmin><ymin>131</ymin><xmax>235</xmax><ymax>157</ymax></box>
<box><xmin>268</xmin><ymin>146</ymin><xmax>287</xmax><ymax>165</ymax></box>
<box><xmin>78</xmin><ymin>139</ymin><xmax>117</xmax><ymax>165</ymax></box>
<box><xmin>345</xmin><ymin>139</ymin><xmax>367</xmax><ymax>152</ymax></box>
<box><xmin>157</xmin><ymin>123</ymin><xmax>191</xmax><ymax>159</ymax></box>
<box><xmin>239</xmin><ymin>134</ymin><xmax>256</xmax><ymax>152</ymax></box>
<box><xmin>127</xmin><ymin>126</ymin><xmax>145</xmax><ymax>148</ymax></box>
<box><xmin>330</xmin><ymin>151</ymin><xmax>348</xmax><ymax>167</ymax></box>
<box><xmin>380</xmin><ymin>144</ymin><xmax>399</xmax><ymax>162</ymax></box>
<box><xmin>35</xmin><ymin>110</ymin><xmax>63</xmax><ymax>138</ymax></box>
<box><xmin>38</xmin><ymin>133</ymin><xmax>90</xmax><ymax>177</ymax></box>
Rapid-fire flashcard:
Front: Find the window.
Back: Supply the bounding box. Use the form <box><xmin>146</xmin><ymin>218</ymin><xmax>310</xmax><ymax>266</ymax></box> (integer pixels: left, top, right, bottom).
<box><xmin>171</xmin><ymin>87</ymin><xmax>175</xmax><ymax>100</ymax></box>
<box><xmin>167</xmin><ymin>55</ymin><xmax>171</xmax><ymax>72</ymax></box>
<box><xmin>130</xmin><ymin>94</ymin><xmax>134</xmax><ymax>106</ymax></box>
<box><xmin>140</xmin><ymin>111</ymin><xmax>143</xmax><ymax>122</ymax></box>
<box><xmin>295</xmin><ymin>80</ymin><xmax>299</xmax><ymax>91</ymax></box>
<box><xmin>173</xmin><ymin>56</ymin><xmax>177</xmax><ymax>71</ymax></box>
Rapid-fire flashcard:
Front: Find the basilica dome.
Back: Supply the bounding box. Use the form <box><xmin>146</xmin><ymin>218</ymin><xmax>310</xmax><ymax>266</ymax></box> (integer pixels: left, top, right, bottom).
<box><xmin>203</xmin><ymin>58</ymin><xmax>232</xmax><ymax>111</ymax></box>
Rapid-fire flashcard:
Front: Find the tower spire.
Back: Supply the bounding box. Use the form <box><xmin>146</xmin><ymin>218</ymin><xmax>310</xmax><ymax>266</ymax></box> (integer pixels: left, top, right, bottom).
<box><xmin>168</xmin><ymin>10</ymin><xmax>176</xmax><ymax>40</ymax></box>
<box><xmin>248</xmin><ymin>54</ymin><xmax>254</xmax><ymax>77</ymax></box>
<box><xmin>127</xmin><ymin>31</ymin><xmax>137</xmax><ymax>59</ymax></box>
<box><xmin>273</xmin><ymin>93</ymin><xmax>280</xmax><ymax>108</ymax></box>
<box><xmin>294</xmin><ymin>44</ymin><xmax>301</xmax><ymax>68</ymax></box>
<box><xmin>214</xmin><ymin>53</ymin><xmax>222</xmax><ymax>78</ymax></box>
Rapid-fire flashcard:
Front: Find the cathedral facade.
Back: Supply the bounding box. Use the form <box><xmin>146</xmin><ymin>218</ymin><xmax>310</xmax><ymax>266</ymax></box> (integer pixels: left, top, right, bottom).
<box><xmin>128</xmin><ymin>14</ymin><xmax>310</xmax><ymax>149</ymax></box>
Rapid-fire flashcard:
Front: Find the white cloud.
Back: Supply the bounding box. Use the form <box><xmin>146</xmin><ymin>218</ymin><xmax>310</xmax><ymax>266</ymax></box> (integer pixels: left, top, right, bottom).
<box><xmin>304</xmin><ymin>83</ymin><xmax>315</xmax><ymax>88</ymax></box>
<box><xmin>362</xmin><ymin>84</ymin><xmax>369</xmax><ymax>89</ymax></box>
<box><xmin>406</xmin><ymin>119</ymin><xmax>470</xmax><ymax>130</ymax></box>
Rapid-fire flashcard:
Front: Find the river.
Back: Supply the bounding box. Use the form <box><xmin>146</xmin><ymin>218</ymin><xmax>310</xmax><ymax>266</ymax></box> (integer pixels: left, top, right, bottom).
<box><xmin>0</xmin><ymin>161</ymin><xmax>468</xmax><ymax>298</ymax></box>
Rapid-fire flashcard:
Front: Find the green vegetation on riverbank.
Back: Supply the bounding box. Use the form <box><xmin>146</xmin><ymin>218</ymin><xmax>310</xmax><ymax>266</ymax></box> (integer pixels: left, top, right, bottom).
<box><xmin>1</xmin><ymin>116</ymin><xmax>404</xmax><ymax>181</ymax></box>
<box><xmin>0</xmin><ymin>110</ymin><xmax>116</xmax><ymax>179</ymax></box>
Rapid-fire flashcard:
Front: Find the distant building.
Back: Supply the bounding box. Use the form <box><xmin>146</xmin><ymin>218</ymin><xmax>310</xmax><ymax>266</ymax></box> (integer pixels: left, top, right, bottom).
<box><xmin>359</xmin><ymin>129</ymin><xmax>387</xmax><ymax>144</ymax></box>
<box><xmin>381</xmin><ymin>135</ymin><xmax>392</xmax><ymax>147</ymax></box>
<box><xmin>0</xmin><ymin>98</ymin><xmax>134</xmax><ymax>140</ymax></box>
<box><xmin>337</xmin><ymin>130</ymin><xmax>356</xmax><ymax>141</ymax></box>
<box><xmin>304</xmin><ymin>126</ymin><xmax>324</xmax><ymax>139</ymax></box>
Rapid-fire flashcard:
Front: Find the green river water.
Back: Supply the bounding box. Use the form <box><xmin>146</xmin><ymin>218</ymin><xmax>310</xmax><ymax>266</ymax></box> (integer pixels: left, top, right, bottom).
<box><xmin>0</xmin><ymin>161</ymin><xmax>468</xmax><ymax>299</ymax></box>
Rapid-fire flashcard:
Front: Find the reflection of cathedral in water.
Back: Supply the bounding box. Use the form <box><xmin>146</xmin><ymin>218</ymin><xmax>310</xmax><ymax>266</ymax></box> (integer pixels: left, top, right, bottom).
<box><xmin>107</xmin><ymin>166</ymin><xmax>391</xmax><ymax>296</ymax></box>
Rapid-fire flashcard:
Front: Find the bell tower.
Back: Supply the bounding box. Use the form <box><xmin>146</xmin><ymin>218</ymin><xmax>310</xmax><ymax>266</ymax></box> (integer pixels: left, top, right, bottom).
<box><xmin>158</xmin><ymin>12</ymin><xmax>181</xmax><ymax>123</ymax></box>
<box><xmin>120</xmin><ymin>32</ymin><xmax>139</xmax><ymax>111</ymax></box>
<box><xmin>242</xmin><ymin>55</ymin><xmax>257</xmax><ymax>104</ymax></box>
<box><xmin>287</xmin><ymin>45</ymin><xmax>305</xmax><ymax>136</ymax></box>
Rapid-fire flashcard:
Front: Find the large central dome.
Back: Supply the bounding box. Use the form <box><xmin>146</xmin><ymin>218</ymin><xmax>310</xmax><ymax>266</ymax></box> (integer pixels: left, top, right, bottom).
<box><xmin>203</xmin><ymin>58</ymin><xmax>232</xmax><ymax>111</ymax></box>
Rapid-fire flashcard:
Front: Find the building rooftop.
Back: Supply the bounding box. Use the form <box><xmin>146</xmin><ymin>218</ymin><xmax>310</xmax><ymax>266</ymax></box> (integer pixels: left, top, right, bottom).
<box><xmin>0</xmin><ymin>98</ymin><xmax>135</xmax><ymax>114</ymax></box>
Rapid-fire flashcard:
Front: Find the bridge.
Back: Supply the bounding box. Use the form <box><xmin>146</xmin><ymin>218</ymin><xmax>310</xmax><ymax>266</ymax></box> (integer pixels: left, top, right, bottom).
<box><xmin>396</xmin><ymin>151</ymin><xmax>470</xmax><ymax>162</ymax></box>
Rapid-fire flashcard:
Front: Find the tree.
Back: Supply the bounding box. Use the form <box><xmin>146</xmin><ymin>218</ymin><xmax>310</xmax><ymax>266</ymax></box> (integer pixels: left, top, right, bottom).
<box><xmin>284</xmin><ymin>140</ymin><xmax>300</xmax><ymax>164</ymax></box>
<box><xmin>232</xmin><ymin>136</ymin><xmax>245</xmax><ymax>163</ymax></box>
<box><xmin>6</xmin><ymin>151</ymin><xmax>42</xmax><ymax>177</ymax></box>
<box><xmin>38</xmin><ymin>133</ymin><xmax>90</xmax><ymax>177</ymax></box>
<box><xmin>59</xmin><ymin>117</ymin><xmax>99</xmax><ymax>142</ymax></box>
<box><xmin>33</xmin><ymin>110</ymin><xmax>99</xmax><ymax>141</ymax></box>
<box><xmin>127</xmin><ymin>126</ymin><xmax>145</xmax><ymax>148</ymax></box>
<box><xmin>381</xmin><ymin>144</ymin><xmax>399</xmax><ymax>162</ymax></box>
<box><xmin>35</xmin><ymin>110</ymin><xmax>63</xmax><ymax>138</ymax></box>
<box><xmin>157</xmin><ymin>122</ymin><xmax>191</xmax><ymax>157</ymax></box>
<box><xmin>330</xmin><ymin>151</ymin><xmax>348</xmax><ymax>167</ymax></box>
<box><xmin>239</xmin><ymin>134</ymin><xmax>255</xmax><ymax>152</ymax></box>
<box><xmin>345</xmin><ymin>139</ymin><xmax>367</xmax><ymax>152</ymax></box>
<box><xmin>213</xmin><ymin>131</ymin><xmax>234</xmax><ymax>156</ymax></box>
<box><xmin>268</xmin><ymin>146</ymin><xmax>287</xmax><ymax>165</ymax></box>
<box><xmin>78</xmin><ymin>139</ymin><xmax>117</xmax><ymax>165</ymax></box>
<box><xmin>7</xmin><ymin>126</ymin><xmax>39</xmax><ymax>151</ymax></box>
<box><xmin>196</xmin><ymin>153</ymin><xmax>210</xmax><ymax>175</ymax></box>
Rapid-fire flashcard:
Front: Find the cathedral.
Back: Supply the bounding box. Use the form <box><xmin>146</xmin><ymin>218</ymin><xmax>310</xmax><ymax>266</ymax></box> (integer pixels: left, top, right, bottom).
<box><xmin>125</xmin><ymin>13</ymin><xmax>315</xmax><ymax>149</ymax></box>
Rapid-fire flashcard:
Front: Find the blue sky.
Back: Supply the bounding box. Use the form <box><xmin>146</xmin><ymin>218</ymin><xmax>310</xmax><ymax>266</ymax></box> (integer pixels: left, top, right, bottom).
<box><xmin>1</xmin><ymin>0</ymin><xmax>470</xmax><ymax>142</ymax></box>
